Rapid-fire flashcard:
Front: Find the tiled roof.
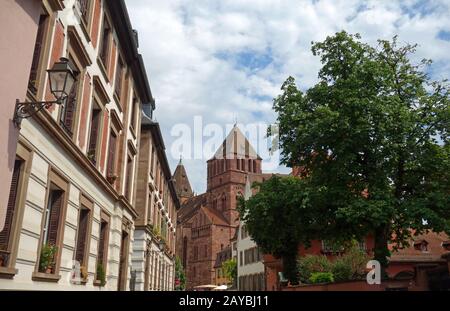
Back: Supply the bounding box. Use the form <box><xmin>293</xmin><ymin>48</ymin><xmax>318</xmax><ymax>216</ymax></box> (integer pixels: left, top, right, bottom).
<box><xmin>177</xmin><ymin>193</ymin><xmax>207</xmax><ymax>223</ymax></box>
<box><xmin>202</xmin><ymin>206</ymin><xmax>229</xmax><ymax>226</ymax></box>
<box><xmin>389</xmin><ymin>232</ymin><xmax>450</xmax><ymax>263</ymax></box>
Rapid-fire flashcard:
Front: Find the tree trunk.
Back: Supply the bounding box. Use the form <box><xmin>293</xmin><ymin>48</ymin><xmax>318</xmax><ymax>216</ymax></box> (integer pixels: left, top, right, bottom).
<box><xmin>282</xmin><ymin>252</ymin><xmax>299</xmax><ymax>285</ymax></box>
<box><xmin>374</xmin><ymin>225</ymin><xmax>390</xmax><ymax>279</ymax></box>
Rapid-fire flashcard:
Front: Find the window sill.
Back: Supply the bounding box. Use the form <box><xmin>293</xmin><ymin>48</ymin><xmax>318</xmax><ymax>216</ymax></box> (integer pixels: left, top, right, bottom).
<box><xmin>129</xmin><ymin>125</ymin><xmax>137</xmax><ymax>140</ymax></box>
<box><xmin>93</xmin><ymin>280</ymin><xmax>107</xmax><ymax>287</ymax></box>
<box><xmin>0</xmin><ymin>267</ymin><xmax>18</xmax><ymax>279</ymax></box>
<box><xmin>32</xmin><ymin>271</ymin><xmax>61</xmax><ymax>283</ymax></box>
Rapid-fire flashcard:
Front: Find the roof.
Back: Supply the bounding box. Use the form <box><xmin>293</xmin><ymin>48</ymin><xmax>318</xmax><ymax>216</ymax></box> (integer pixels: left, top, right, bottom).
<box><xmin>105</xmin><ymin>0</ymin><xmax>154</xmax><ymax>109</ymax></box>
<box><xmin>201</xmin><ymin>206</ymin><xmax>229</xmax><ymax>226</ymax></box>
<box><xmin>214</xmin><ymin>246</ymin><xmax>232</xmax><ymax>268</ymax></box>
<box><xmin>177</xmin><ymin>193</ymin><xmax>207</xmax><ymax>224</ymax></box>
<box><xmin>389</xmin><ymin>232</ymin><xmax>450</xmax><ymax>263</ymax></box>
<box><xmin>211</xmin><ymin>125</ymin><xmax>261</xmax><ymax>160</ymax></box>
<box><xmin>173</xmin><ymin>158</ymin><xmax>193</xmax><ymax>199</ymax></box>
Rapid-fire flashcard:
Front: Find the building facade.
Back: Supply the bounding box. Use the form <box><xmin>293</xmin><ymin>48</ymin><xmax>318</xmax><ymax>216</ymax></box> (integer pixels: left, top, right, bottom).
<box><xmin>0</xmin><ymin>0</ymin><xmax>168</xmax><ymax>291</ymax></box>
<box><xmin>0</xmin><ymin>0</ymin><xmax>44</xmax><ymax>232</ymax></box>
<box><xmin>131</xmin><ymin>109</ymin><xmax>179</xmax><ymax>291</ymax></box>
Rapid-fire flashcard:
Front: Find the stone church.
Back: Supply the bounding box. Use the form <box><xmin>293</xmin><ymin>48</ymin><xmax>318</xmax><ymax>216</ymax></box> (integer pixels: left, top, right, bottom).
<box><xmin>174</xmin><ymin>126</ymin><xmax>274</xmax><ymax>289</ymax></box>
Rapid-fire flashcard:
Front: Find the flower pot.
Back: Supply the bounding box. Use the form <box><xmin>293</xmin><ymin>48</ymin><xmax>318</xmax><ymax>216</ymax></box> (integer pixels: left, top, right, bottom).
<box><xmin>45</xmin><ymin>267</ymin><xmax>53</xmax><ymax>274</ymax></box>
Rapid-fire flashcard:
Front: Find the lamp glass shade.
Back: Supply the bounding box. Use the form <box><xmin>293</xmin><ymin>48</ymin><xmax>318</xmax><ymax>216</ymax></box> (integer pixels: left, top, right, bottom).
<box><xmin>47</xmin><ymin>58</ymin><xmax>76</xmax><ymax>100</ymax></box>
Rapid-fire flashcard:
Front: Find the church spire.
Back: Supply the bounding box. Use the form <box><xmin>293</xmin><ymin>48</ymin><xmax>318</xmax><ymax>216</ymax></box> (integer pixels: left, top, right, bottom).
<box><xmin>172</xmin><ymin>158</ymin><xmax>193</xmax><ymax>203</ymax></box>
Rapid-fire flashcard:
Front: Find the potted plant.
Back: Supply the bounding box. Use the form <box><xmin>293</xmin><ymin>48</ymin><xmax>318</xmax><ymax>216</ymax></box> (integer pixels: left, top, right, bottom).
<box><xmin>39</xmin><ymin>243</ymin><xmax>57</xmax><ymax>274</ymax></box>
<box><xmin>96</xmin><ymin>263</ymin><xmax>106</xmax><ymax>287</ymax></box>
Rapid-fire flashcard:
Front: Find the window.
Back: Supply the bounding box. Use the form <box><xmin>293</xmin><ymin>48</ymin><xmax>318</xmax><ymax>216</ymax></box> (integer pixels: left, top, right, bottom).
<box><xmin>248</xmin><ymin>159</ymin><xmax>252</xmax><ymax>172</ymax></box>
<box><xmin>114</xmin><ymin>57</ymin><xmax>124</xmax><ymax>99</ymax></box>
<box><xmin>241</xmin><ymin>159</ymin><xmax>245</xmax><ymax>171</ymax></box>
<box><xmin>107</xmin><ymin>129</ymin><xmax>117</xmax><ymax>180</ymax></box>
<box><xmin>236</xmin><ymin>158</ymin><xmax>240</xmax><ymax>170</ymax></box>
<box><xmin>87</xmin><ymin>101</ymin><xmax>102</xmax><ymax>165</ymax></box>
<box><xmin>253</xmin><ymin>160</ymin><xmax>256</xmax><ymax>173</ymax></box>
<box><xmin>239</xmin><ymin>251</ymin><xmax>243</xmax><ymax>266</ymax></box>
<box><xmin>59</xmin><ymin>58</ymin><xmax>80</xmax><ymax>137</ymax></box>
<box><xmin>0</xmin><ymin>160</ymin><xmax>23</xmax><ymax>269</ymax></box>
<box><xmin>125</xmin><ymin>155</ymin><xmax>134</xmax><ymax>201</ymax></box>
<box><xmin>130</xmin><ymin>96</ymin><xmax>138</xmax><ymax>130</ymax></box>
<box><xmin>95</xmin><ymin>213</ymin><xmax>109</xmax><ymax>285</ymax></box>
<box><xmin>37</xmin><ymin>175</ymin><xmax>68</xmax><ymax>276</ymax></box>
<box><xmin>77</xmin><ymin>0</ymin><xmax>91</xmax><ymax>24</ymax></box>
<box><xmin>74</xmin><ymin>198</ymin><xmax>92</xmax><ymax>279</ymax></box>
<box><xmin>28</xmin><ymin>12</ymin><xmax>49</xmax><ymax>94</ymax></box>
<box><xmin>99</xmin><ymin>15</ymin><xmax>111</xmax><ymax>67</ymax></box>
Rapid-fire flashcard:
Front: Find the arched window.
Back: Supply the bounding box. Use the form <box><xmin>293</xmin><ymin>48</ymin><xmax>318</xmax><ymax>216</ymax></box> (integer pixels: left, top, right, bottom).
<box><xmin>241</xmin><ymin>159</ymin><xmax>245</xmax><ymax>171</ymax></box>
<box><xmin>236</xmin><ymin>158</ymin><xmax>240</xmax><ymax>170</ymax></box>
<box><xmin>248</xmin><ymin>159</ymin><xmax>252</xmax><ymax>172</ymax></box>
<box><xmin>221</xmin><ymin>194</ymin><xmax>226</xmax><ymax>211</ymax></box>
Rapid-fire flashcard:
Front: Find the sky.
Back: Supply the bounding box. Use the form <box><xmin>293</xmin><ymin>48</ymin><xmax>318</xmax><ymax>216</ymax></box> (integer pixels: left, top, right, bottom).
<box><xmin>126</xmin><ymin>0</ymin><xmax>450</xmax><ymax>194</ymax></box>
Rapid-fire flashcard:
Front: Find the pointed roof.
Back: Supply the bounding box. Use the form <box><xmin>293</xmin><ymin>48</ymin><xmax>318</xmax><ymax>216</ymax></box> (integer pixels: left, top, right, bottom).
<box><xmin>172</xmin><ymin>158</ymin><xmax>193</xmax><ymax>199</ymax></box>
<box><xmin>212</xmin><ymin>125</ymin><xmax>261</xmax><ymax>160</ymax></box>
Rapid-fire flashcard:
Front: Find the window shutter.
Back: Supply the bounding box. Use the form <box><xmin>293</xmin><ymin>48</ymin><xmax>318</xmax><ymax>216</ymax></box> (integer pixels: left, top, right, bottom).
<box><xmin>88</xmin><ymin>108</ymin><xmax>101</xmax><ymax>157</ymax></box>
<box><xmin>97</xmin><ymin>220</ymin><xmax>108</xmax><ymax>265</ymax></box>
<box><xmin>107</xmin><ymin>131</ymin><xmax>117</xmax><ymax>176</ymax></box>
<box><xmin>75</xmin><ymin>208</ymin><xmax>89</xmax><ymax>264</ymax></box>
<box><xmin>47</xmin><ymin>190</ymin><xmax>64</xmax><ymax>246</ymax></box>
<box><xmin>62</xmin><ymin>80</ymin><xmax>78</xmax><ymax>135</ymax></box>
<box><xmin>0</xmin><ymin>160</ymin><xmax>21</xmax><ymax>251</ymax></box>
<box><xmin>28</xmin><ymin>14</ymin><xmax>48</xmax><ymax>93</ymax></box>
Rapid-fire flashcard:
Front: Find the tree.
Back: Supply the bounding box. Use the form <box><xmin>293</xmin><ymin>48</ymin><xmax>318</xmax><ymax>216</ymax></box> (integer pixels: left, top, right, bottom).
<box><xmin>272</xmin><ymin>31</ymin><xmax>450</xmax><ymax>271</ymax></box>
<box><xmin>238</xmin><ymin>176</ymin><xmax>320</xmax><ymax>284</ymax></box>
<box><xmin>174</xmin><ymin>256</ymin><xmax>186</xmax><ymax>291</ymax></box>
<box><xmin>221</xmin><ymin>258</ymin><xmax>237</xmax><ymax>286</ymax></box>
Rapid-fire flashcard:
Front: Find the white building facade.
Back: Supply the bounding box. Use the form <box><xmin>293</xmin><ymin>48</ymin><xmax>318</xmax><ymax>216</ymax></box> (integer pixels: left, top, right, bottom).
<box><xmin>236</xmin><ymin>177</ymin><xmax>265</xmax><ymax>291</ymax></box>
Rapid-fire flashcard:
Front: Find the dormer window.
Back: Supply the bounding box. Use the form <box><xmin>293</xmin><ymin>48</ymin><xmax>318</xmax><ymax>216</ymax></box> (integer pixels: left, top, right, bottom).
<box><xmin>413</xmin><ymin>240</ymin><xmax>429</xmax><ymax>252</ymax></box>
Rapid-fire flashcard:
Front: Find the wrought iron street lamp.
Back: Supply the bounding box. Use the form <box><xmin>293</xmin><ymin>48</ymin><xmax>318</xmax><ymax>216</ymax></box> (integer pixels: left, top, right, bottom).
<box><xmin>14</xmin><ymin>57</ymin><xmax>77</xmax><ymax>127</ymax></box>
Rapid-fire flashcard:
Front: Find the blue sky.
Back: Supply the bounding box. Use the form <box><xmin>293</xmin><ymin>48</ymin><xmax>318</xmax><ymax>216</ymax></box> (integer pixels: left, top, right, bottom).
<box><xmin>126</xmin><ymin>0</ymin><xmax>450</xmax><ymax>193</ymax></box>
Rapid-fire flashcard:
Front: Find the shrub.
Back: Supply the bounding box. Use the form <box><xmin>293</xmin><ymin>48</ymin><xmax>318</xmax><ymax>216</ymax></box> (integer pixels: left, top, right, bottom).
<box><xmin>332</xmin><ymin>258</ymin><xmax>353</xmax><ymax>282</ymax></box>
<box><xmin>309</xmin><ymin>272</ymin><xmax>334</xmax><ymax>284</ymax></box>
<box><xmin>297</xmin><ymin>255</ymin><xmax>332</xmax><ymax>283</ymax></box>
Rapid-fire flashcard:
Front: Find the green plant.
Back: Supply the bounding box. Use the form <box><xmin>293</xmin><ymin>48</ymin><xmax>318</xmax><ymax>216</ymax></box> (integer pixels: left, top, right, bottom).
<box><xmin>174</xmin><ymin>257</ymin><xmax>186</xmax><ymax>291</ymax></box>
<box><xmin>331</xmin><ymin>259</ymin><xmax>353</xmax><ymax>282</ymax></box>
<box><xmin>221</xmin><ymin>259</ymin><xmax>237</xmax><ymax>285</ymax></box>
<box><xmin>309</xmin><ymin>272</ymin><xmax>334</xmax><ymax>284</ymax></box>
<box><xmin>96</xmin><ymin>263</ymin><xmax>106</xmax><ymax>286</ymax></box>
<box><xmin>39</xmin><ymin>243</ymin><xmax>57</xmax><ymax>273</ymax></box>
<box><xmin>297</xmin><ymin>255</ymin><xmax>332</xmax><ymax>283</ymax></box>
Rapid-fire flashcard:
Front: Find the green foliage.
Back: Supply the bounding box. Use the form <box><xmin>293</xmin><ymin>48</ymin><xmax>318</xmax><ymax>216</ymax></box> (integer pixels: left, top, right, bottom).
<box><xmin>272</xmin><ymin>31</ymin><xmax>450</xmax><ymax>268</ymax></box>
<box><xmin>238</xmin><ymin>176</ymin><xmax>320</xmax><ymax>284</ymax></box>
<box><xmin>297</xmin><ymin>255</ymin><xmax>332</xmax><ymax>283</ymax></box>
<box><xmin>174</xmin><ymin>256</ymin><xmax>186</xmax><ymax>291</ymax></box>
<box><xmin>309</xmin><ymin>272</ymin><xmax>334</xmax><ymax>284</ymax></box>
<box><xmin>96</xmin><ymin>263</ymin><xmax>106</xmax><ymax>286</ymax></box>
<box><xmin>298</xmin><ymin>242</ymin><xmax>369</xmax><ymax>283</ymax></box>
<box><xmin>39</xmin><ymin>243</ymin><xmax>57</xmax><ymax>273</ymax></box>
<box><xmin>221</xmin><ymin>259</ymin><xmax>237</xmax><ymax>284</ymax></box>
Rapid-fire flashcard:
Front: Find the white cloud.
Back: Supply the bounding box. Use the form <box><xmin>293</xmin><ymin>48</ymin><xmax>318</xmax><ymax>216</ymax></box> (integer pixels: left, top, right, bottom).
<box><xmin>126</xmin><ymin>0</ymin><xmax>450</xmax><ymax>193</ymax></box>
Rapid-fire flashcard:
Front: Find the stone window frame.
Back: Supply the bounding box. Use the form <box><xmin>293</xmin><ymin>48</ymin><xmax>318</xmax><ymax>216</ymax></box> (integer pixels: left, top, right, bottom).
<box><xmin>94</xmin><ymin>209</ymin><xmax>111</xmax><ymax>287</ymax></box>
<box><xmin>32</xmin><ymin>167</ymin><xmax>70</xmax><ymax>283</ymax></box>
<box><xmin>97</xmin><ymin>12</ymin><xmax>113</xmax><ymax>81</ymax></box>
<box><xmin>86</xmin><ymin>89</ymin><xmax>107</xmax><ymax>169</ymax></box>
<box><xmin>27</xmin><ymin>4</ymin><xmax>54</xmax><ymax>100</ymax></box>
<box><xmin>74</xmin><ymin>0</ymin><xmax>96</xmax><ymax>43</ymax></box>
<box><xmin>0</xmin><ymin>141</ymin><xmax>33</xmax><ymax>278</ymax></box>
<box><xmin>73</xmin><ymin>193</ymin><xmax>94</xmax><ymax>284</ymax></box>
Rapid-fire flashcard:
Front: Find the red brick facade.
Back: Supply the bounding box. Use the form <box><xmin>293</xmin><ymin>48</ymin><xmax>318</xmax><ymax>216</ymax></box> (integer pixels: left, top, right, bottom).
<box><xmin>176</xmin><ymin>126</ymin><xmax>269</xmax><ymax>289</ymax></box>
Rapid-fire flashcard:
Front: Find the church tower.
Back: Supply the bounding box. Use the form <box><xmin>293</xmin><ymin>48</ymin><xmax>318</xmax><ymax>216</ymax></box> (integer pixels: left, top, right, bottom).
<box><xmin>173</xmin><ymin>158</ymin><xmax>194</xmax><ymax>204</ymax></box>
<box><xmin>206</xmin><ymin>126</ymin><xmax>262</xmax><ymax>226</ymax></box>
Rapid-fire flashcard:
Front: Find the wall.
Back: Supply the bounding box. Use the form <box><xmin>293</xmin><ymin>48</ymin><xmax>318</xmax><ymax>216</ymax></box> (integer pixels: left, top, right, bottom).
<box><xmin>0</xmin><ymin>0</ymin><xmax>41</xmax><ymax>231</ymax></box>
